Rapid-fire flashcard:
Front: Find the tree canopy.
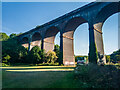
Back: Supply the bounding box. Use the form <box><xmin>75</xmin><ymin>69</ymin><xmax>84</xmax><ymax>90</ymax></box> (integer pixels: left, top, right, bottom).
<box><xmin>0</xmin><ymin>33</ymin><xmax>9</xmax><ymax>41</ymax></box>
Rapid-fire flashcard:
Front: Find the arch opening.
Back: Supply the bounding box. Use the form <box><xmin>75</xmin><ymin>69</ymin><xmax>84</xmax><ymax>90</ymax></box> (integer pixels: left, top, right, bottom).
<box><xmin>74</xmin><ymin>23</ymin><xmax>89</xmax><ymax>56</ymax></box>
<box><xmin>44</xmin><ymin>26</ymin><xmax>60</xmax><ymax>52</ymax></box>
<box><xmin>22</xmin><ymin>37</ymin><xmax>29</xmax><ymax>48</ymax></box>
<box><xmin>63</xmin><ymin>16</ymin><xmax>88</xmax><ymax>65</ymax></box>
<box><xmin>102</xmin><ymin>13</ymin><xmax>118</xmax><ymax>63</ymax></box>
<box><xmin>93</xmin><ymin>2</ymin><xmax>119</xmax><ymax>64</ymax></box>
<box><xmin>31</xmin><ymin>32</ymin><xmax>41</xmax><ymax>49</ymax></box>
<box><xmin>94</xmin><ymin>13</ymin><xmax>119</xmax><ymax>64</ymax></box>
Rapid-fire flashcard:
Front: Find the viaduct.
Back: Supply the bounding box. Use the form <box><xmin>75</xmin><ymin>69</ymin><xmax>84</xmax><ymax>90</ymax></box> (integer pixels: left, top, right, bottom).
<box><xmin>17</xmin><ymin>1</ymin><xmax>120</xmax><ymax>65</ymax></box>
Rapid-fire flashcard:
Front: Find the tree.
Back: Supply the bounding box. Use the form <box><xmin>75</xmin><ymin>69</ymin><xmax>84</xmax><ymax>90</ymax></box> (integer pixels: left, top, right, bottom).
<box><xmin>27</xmin><ymin>46</ymin><xmax>41</xmax><ymax>64</ymax></box>
<box><xmin>2</xmin><ymin>37</ymin><xmax>28</xmax><ymax>64</ymax></box>
<box><xmin>0</xmin><ymin>33</ymin><xmax>9</xmax><ymax>41</ymax></box>
<box><xmin>3</xmin><ymin>55</ymin><xmax>11</xmax><ymax>64</ymax></box>
<box><xmin>46</xmin><ymin>50</ymin><xmax>58</xmax><ymax>64</ymax></box>
<box><xmin>10</xmin><ymin>33</ymin><xmax>17</xmax><ymax>38</ymax></box>
<box><xmin>110</xmin><ymin>49</ymin><xmax>120</xmax><ymax>63</ymax></box>
<box><xmin>39</xmin><ymin>49</ymin><xmax>47</xmax><ymax>63</ymax></box>
<box><xmin>54</xmin><ymin>44</ymin><xmax>60</xmax><ymax>62</ymax></box>
<box><xmin>106</xmin><ymin>55</ymin><xmax>110</xmax><ymax>63</ymax></box>
<box><xmin>16</xmin><ymin>33</ymin><xmax>23</xmax><ymax>36</ymax></box>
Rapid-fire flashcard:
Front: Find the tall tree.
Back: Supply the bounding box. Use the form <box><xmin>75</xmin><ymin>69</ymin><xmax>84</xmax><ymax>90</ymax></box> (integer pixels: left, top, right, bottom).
<box><xmin>0</xmin><ymin>32</ymin><xmax>9</xmax><ymax>41</ymax></box>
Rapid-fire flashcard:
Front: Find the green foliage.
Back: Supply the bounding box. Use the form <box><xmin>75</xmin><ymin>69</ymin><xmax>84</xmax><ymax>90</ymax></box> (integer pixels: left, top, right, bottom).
<box><xmin>110</xmin><ymin>49</ymin><xmax>120</xmax><ymax>63</ymax></box>
<box><xmin>9</xmin><ymin>33</ymin><xmax>17</xmax><ymax>38</ymax></box>
<box><xmin>106</xmin><ymin>55</ymin><xmax>110</xmax><ymax>63</ymax></box>
<box><xmin>75</xmin><ymin>55</ymin><xmax>88</xmax><ymax>62</ymax></box>
<box><xmin>46</xmin><ymin>50</ymin><xmax>58</xmax><ymax>64</ymax></box>
<box><xmin>27</xmin><ymin>46</ymin><xmax>41</xmax><ymax>64</ymax></box>
<box><xmin>2</xmin><ymin>63</ymin><xmax>9</xmax><ymax>66</ymax></box>
<box><xmin>54</xmin><ymin>44</ymin><xmax>60</xmax><ymax>62</ymax></box>
<box><xmin>16</xmin><ymin>33</ymin><xmax>23</xmax><ymax>36</ymax></box>
<box><xmin>39</xmin><ymin>49</ymin><xmax>47</xmax><ymax>63</ymax></box>
<box><xmin>3</xmin><ymin>55</ymin><xmax>11</xmax><ymax>64</ymax></box>
<box><xmin>88</xmin><ymin>43</ymin><xmax>98</xmax><ymax>64</ymax></box>
<box><xmin>74</xmin><ymin>63</ymin><xmax>120</xmax><ymax>88</ymax></box>
<box><xmin>0</xmin><ymin>32</ymin><xmax>9</xmax><ymax>41</ymax></box>
<box><xmin>35</xmin><ymin>25</ymin><xmax>40</xmax><ymax>29</ymax></box>
<box><xmin>2</xmin><ymin>37</ymin><xmax>28</xmax><ymax>64</ymax></box>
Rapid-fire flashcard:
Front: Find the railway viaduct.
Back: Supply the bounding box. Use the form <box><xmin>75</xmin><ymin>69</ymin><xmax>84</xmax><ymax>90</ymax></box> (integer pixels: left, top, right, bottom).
<box><xmin>17</xmin><ymin>2</ymin><xmax>120</xmax><ymax>65</ymax></box>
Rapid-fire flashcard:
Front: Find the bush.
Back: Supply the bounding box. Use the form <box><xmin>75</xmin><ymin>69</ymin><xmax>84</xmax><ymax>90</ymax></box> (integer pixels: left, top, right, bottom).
<box><xmin>0</xmin><ymin>33</ymin><xmax>9</xmax><ymax>41</ymax></box>
<box><xmin>46</xmin><ymin>50</ymin><xmax>58</xmax><ymax>64</ymax></box>
<box><xmin>26</xmin><ymin>46</ymin><xmax>41</xmax><ymax>64</ymax></box>
<box><xmin>74</xmin><ymin>63</ymin><xmax>120</xmax><ymax>88</ymax></box>
<box><xmin>2</xmin><ymin>37</ymin><xmax>28</xmax><ymax>64</ymax></box>
<box><xmin>2</xmin><ymin>55</ymin><xmax>11</xmax><ymax>64</ymax></box>
<box><xmin>2</xmin><ymin>63</ymin><xmax>9</xmax><ymax>67</ymax></box>
<box><xmin>54</xmin><ymin>44</ymin><xmax>60</xmax><ymax>62</ymax></box>
<box><xmin>106</xmin><ymin>55</ymin><xmax>110</xmax><ymax>63</ymax></box>
<box><xmin>39</xmin><ymin>49</ymin><xmax>47</xmax><ymax>63</ymax></box>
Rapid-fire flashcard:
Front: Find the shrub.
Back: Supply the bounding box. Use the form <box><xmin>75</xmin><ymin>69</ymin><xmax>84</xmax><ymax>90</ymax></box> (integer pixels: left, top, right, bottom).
<box><xmin>26</xmin><ymin>46</ymin><xmax>41</xmax><ymax>64</ymax></box>
<box><xmin>3</xmin><ymin>55</ymin><xmax>11</xmax><ymax>64</ymax></box>
<box><xmin>0</xmin><ymin>33</ymin><xmax>9</xmax><ymax>41</ymax></box>
<box><xmin>46</xmin><ymin>50</ymin><xmax>58</xmax><ymax>64</ymax></box>
<box><xmin>74</xmin><ymin>63</ymin><xmax>120</xmax><ymax>88</ymax></box>
<box><xmin>39</xmin><ymin>49</ymin><xmax>47</xmax><ymax>63</ymax></box>
<box><xmin>2</xmin><ymin>37</ymin><xmax>28</xmax><ymax>64</ymax></box>
<box><xmin>106</xmin><ymin>55</ymin><xmax>110</xmax><ymax>63</ymax></box>
<box><xmin>2</xmin><ymin>63</ymin><xmax>9</xmax><ymax>67</ymax></box>
<box><xmin>54</xmin><ymin>44</ymin><xmax>60</xmax><ymax>62</ymax></box>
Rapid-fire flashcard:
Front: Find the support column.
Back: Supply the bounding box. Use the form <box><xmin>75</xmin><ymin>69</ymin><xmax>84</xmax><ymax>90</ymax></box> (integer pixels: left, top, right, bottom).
<box><xmin>93</xmin><ymin>23</ymin><xmax>106</xmax><ymax>64</ymax></box>
<box><xmin>44</xmin><ymin>37</ymin><xmax>55</xmax><ymax>52</ymax></box>
<box><xmin>89</xmin><ymin>25</ymin><xmax>98</xmax><ymax>64</ymax></box>
<box><xmin>62</xmin><ymin>31</ymin><xmax>75</xmax><ymax>65</ymax></box>
<box><xmin>41</xmin><ymin>38</ymin><xmax>44</xmax><ymax>50</ymax></box>
<box><xmin>89</xmin><ymin>23</ymin><xmax>106</xmax><ymax>64</ymax></box>
<box><xmin>59</xmin><ymin>32</ymin><xmax>63</xmax><ymax>65</ymax></box>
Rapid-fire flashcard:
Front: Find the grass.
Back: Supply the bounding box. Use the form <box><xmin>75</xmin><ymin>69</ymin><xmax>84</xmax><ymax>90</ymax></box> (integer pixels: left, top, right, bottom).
<box><xmin>2</xmin><ymin>69</ymin><xmax>74</xmax><ymax>88</ymax></box>
<box><xmin>2</xmin><ymin>70</ymin><xmax>91</xmax><ymax>88</ymax></box>
<box><xmin>2</xmin><ymin>63</ymin><xmax>120</xmax><ymax>88</ymax></box>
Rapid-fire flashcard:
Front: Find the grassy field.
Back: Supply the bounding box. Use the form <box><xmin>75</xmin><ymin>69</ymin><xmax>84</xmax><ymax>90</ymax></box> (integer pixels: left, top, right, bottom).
<box><xmin>2</xmin><ymin>66</ymin><xmax>77</xmax><ymax>88</ymax></box>
<box><xmin>2</xmin><ymin>64</ymin><xmax>120</xmax><ymax>88</ymax></box>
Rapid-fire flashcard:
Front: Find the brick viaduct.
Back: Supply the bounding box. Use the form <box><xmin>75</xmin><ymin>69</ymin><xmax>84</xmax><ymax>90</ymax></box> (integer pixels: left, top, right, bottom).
<box><xmin>17</xmin><ymin>2</ymin><xmax>120</xmax><ymax>65</ymax></box>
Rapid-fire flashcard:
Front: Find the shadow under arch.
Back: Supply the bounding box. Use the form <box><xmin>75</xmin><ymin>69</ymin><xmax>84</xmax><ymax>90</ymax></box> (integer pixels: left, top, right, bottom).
<box><xmin>21</xmin><ymin>37</ymin><xmax>29</xmax><ymax>48</ymax></box>
<box><xmin>31</xmin><ymin>32</ymin><xmax>42</xmax><ymax>49</ymax></box>
<box><xmin>44</xmin><ymin>26</ymin><xmax>60</xmax><ymax>52</ymax></box>
<box><xmin>62</xmin><ymin>16</ymin><xmax>88</xmax><ymax>65</ymax></box>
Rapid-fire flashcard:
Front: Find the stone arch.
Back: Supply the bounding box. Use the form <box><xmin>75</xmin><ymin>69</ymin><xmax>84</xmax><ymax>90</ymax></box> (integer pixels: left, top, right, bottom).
<box><xmin>95</xmin><ymin>2</ymin><xmax>120</xmax><ymax>24</ymax></box>
<box><xmin>63</xmin><ymin>16</ymin><xmax>88</xmax><ymax>65</ymax></box>
<box><xmin>21</xmin><ymin>37</ymin><xmax>29</xmax><ymax>48</ymax></box>
<box><xmin>44</xmin><ymin>26</ymin><xmax>60</xmax><ymax>52</ymax></box>
<box><xmin>31</xmin><ymin>32</ymin><xmax>42</xmax><ymax>49</ymax></box>
<box><xmin>92</xmin><ymin>2</ymin><xmax>120</xmax><ymax>64</ymax></box>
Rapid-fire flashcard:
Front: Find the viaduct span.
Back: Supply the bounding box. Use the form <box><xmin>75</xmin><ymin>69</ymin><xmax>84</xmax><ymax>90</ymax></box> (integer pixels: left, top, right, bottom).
<box><xmin>18</xmin><ymin>2</ymin><xmax>120</xmax><ymax>65</ymax></box>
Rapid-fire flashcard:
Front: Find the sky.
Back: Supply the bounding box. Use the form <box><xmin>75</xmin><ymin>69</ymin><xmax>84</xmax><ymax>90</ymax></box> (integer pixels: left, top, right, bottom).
<box><xmin>2</xmin><ymin>2</ymin><xmax>118</xmax><ymax>55</ymax></box>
